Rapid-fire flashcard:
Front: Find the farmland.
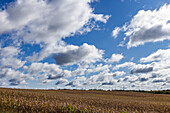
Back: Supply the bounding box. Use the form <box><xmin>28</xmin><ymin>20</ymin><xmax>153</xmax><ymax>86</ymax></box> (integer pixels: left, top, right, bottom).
<box><xmin>0</xmin><ymin>88</ymin><xmax>170</xmax><ymax>113</ymax></box>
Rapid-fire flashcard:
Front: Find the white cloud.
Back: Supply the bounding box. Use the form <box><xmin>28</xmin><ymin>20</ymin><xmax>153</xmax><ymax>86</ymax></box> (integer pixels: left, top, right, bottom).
<box><xmin>54</xmin><ymin>43</ymin><xmax>104</xmax><ymax>65</ymax></box>
<box><xmin>0</xmin><ymin>46</ymin><xmax>25</xmax><ymax>69</ymax></box>
<box><xmin>152</xmin><ymin>78</ymin><xmax>166</xmax><ymax>83</ymax></box>
<box><xmin>48</xmin><ymin>70</ymin><xmax>71</xmax><ymax>80</ymax></box>
<box><xmin>113</xmin><ymin>50</ymin><xmax>170</xmax><ymax>77</ymax></box>
<box><xmin>0</xmin><ymin>80</ymin><xmax>8</xmax><ymax>86</ymax></box>
<box><xmin>66</xmin><ymin>76</ymin><xmax>86</xmax><ymax>87</ymax></box>
<box><xmin>9</xmin><ymin>79</ymin><xmax>27</xmax><ymax>86</ymax></box>
<box><xmin>0</xmin><ymin>46</ymin><xmax>29</xmax><ymax>86</ymax></box>
<box><xmin>27</xmin><ymin>42</ymin><xmax>78</xmax><ymax>62</ymax></box>
<box><xmin>112</xmin><ymin>27</ymin><xmax>121</xmax><ymax>38</ymax></box>
<box><xmin>112</xmin><ymin>48</ymin><xmax>170</xmax><ymax>90</ymax></box>
<box><xmin>113</xmin><ymin>62</ymin><xmax>136</xmax><ymax>70</ymax></box>
<box><xmin>139</xmin><ymin>48</ymin><xmax>170</xmax><ymax>77</ymax></box>
<box><xmin>0</xmin><ymin>0</ymin><xmax>44</xmax><ymax>34</ymax></box>
<box><xmin>0</xmin><ymin>0</ymin><xmax>109</xmax><ymax>65</ymax></box>
<box><xmin>28</xmin><ymin>62</ymin><xmax>71</xmax><ymax>80</ymax></box>
<box><xmin>55</xmin><ymin>79</ymin><xmax>69</xmax><ymax>85</ymax></box>
<box><xmin>140</xmin><ymin>49</ymin><xmax>170</xmax><ymax>63</ymax></box>
<box><xmin>112</xmin><ymin>71</ymin><xmax>126</xmax><ymax>77</ymax></box>
<box><xmin>71</xmin><ymin>64</ymin><xmax>89</xmax><ymax>76</ymax></box>
<box><xmin>113</xmin><ymin>4</ymin><xmax>170</xmax><ymax>48</ymax></box>
<box><xmin>86</xmin><ymin>63</ymin><xmax>111</xmax><ymax>74</ymax></box>
<box><xmin>0</xmin><ymin>46</ymin><xmax>19</xmax><ymax>57</ymax></box>
<box><xmin>92</xmin><ymin>14</ymin><xmax>111</xmax><ymax>23</ymax></box>
<box><xmin>0</xmin><ymin>0</ymin><xmax>111</xmax><ymax>87</ymax></box>
<box><xmin>130</xmin><ymin>64</ymin><xmax>153</xmax><ymax>74</ymax></box>
<box><xmin>1</xmin><ymin>57</ymin><xmax>25</xmax><ymax>69</ymax></box>
<box><xmin>105</xmin><ymin>54</ymin><xmax>124</xmax><ymax>63</ymax></box>
<box><xmin>0</xmin><ymin>67</ymin><xmax>31</xmax><ymax>85</ymax></box>
<box><xmin>0</xmin><ymin>0</ymin><xmax>110</xmax><ymax>44</ymax></box>
<box><xmin>84</xmin><ymin>70</ymin><xmax>117</xmax><ymax>85</ymax></box>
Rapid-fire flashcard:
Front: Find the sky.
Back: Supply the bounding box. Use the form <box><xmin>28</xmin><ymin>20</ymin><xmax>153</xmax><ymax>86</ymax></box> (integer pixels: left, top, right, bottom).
<box><xmin>0</xmin><ymin>0</ymin><xmax>170</xmax><ymax>90</ymax></box>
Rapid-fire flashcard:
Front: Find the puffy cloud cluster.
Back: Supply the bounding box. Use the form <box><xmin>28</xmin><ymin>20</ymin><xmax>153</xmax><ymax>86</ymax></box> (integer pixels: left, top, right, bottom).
<box><xmin>113</xmin><ymin>62</ymin><xmax>136</xmax><ymax>70</ymax></box>
<box><xmin>66</xmin><ymin>76</ymin><xmax>86</xmax><ymax>87</ymax></box>
<box><xmin>0</xmin><ymin>0</ymin><xmax>110</xmax><ymax>69</ymax></box>
<box><xmin>0</xmin><ymin>0</ymin><xmax>110</xmax><ymax>44</ymax></box>
<box><xmin>105</xmin><ymin>54</ymin><xmax>124</xmax><ymax>63</ymax></box>
<box><xmin>86</xmin><ymin>63</ymin><xmax>111</xmax><ymax>74</ymax></box>
<box><xmin>0</xmin><ymin>0</ymin><xmax>169</xmax><ymax>91</ymax></box>
<box><xmin>27</xmin><ymin>63</ymin><xmax>72</xmax><ymax>79</ymax></box>
<box><xmin>0</xmin><ymin>46</ymin><xmax>29</xmax><ymax>86</ymax></box>
<box><xmin>0</xmin><ymin>46</ymin><xmax>19</xmax><ymax>57</ymax></box>
<box><xmin>130</xmin><ymin>64</ymin><xmax>153</xmax><ymax>74</ymax></box>
<box><xmin>112</xmin><ymin>27</ymin><xmax>121</xmax><ymax>38</ymax></box>
<box><xmin>55</xmin><ymin>79</ymin><xmax>69</xmax><ymax>85</ymax></box>
<box><xmin>0</xmin><ymin>46</ymin><xmax>25</xmax><ymax>69</ymax></box>
<box><xmin>113</xmin><ymin>4</ymin><xmax>170</xmax><ymax>48</ymax></box>
<box><xmin>112</xmin><ymin>48</ymin><xmax>170</xmax><ymax>90</ymax></box>
<box><xmin>0</xmin><ymin>0</ymin><xmax>110</xmax><ymax>87</ymax></box>
<box><xmin>84</xmin><ymin>70</ymin><xmax>124</xmax><ymax>86</ymax></box>
<box><xmin>54</xmin><ymin>43</ymin><xmax>104</xmax><ymax>65</ymax></box>
<box><xmin>140</xmin><ymin>49</ymin><xmax>170</xmax><ymax>63</ymax></box>
<box><xmin>0</xmin><ymin>68</ymin><xmax>31</xmax><ymax>86</ymax></box>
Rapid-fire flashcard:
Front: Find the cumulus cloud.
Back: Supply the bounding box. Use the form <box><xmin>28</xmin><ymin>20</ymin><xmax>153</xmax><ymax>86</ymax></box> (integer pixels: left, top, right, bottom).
<box><xmin>113</xmin><ymin>62</ymin><xmax>154</xmax><ymax>75</ymax></box>
<box><xmin>112</xmin><ymin>71</ymin><xmax>126</xmax><ymax>77</ymax></box>
<box><xmin>84</xmin><ymin>70</ymin><xmax>117</xmax><ymax>86</ymax></box>
<box><xmin>0</xmin><ymin>0</ymin><xmax>110</xmax><ymax>44</ymax></box>
<box><xmin>0</xmin><ymin>46</ymin><xmax>25</xmax><ymax>69</ymax></box>
<box><xmin>112</xmin><ymin>27</ymin><xmax>121</xmax><ymax>38</ymax></box>
<box><xmin>86</xmin><ymin>63</ymin><xmax>111</xmax><ymax>74</ymax></box>
<box><xmin>27</xmin><ymin>42</ymin><xmax>79</xmax><ymax>62</ymax></box>
<box><xmin>66</xmin><ymin>76</ymin><xmax>86</xmax><ymax>87</ymax></box>
<box><xmin>130</xmin><ymin>65</ymin><xmax>153</xmax><ymax>74</ymax></box>
<box><xmin>102</xmin><ymin>81</ymin><xmax>115</xmax><ymax>86</ymax></box>
<box><xmin>1</xmin><ymin>57</ymin><xmax>25</xmax><ymax>69</ymax></box>
<box><xmin>152</xmin><ymin>78</ymin><xmax>166</xmax><ymax>83</ymax></box>
<box><xmin>138</xmin><ymin>77</ymin><xmax>149</xmax><ymax>82</ymax></box>
<box><xmin>139</xmin><ymin>49</ymin><xmax>170</xmax><ymax>80</ymax></box>
<box><xmin>9</xmin><ymin>79</ymin><xmax>27</xmax><ymax>86</ymax></box>
<box><xmin>0</xmin><ymin>81</ymin><xmax>8</xmax><ymax>86</ymax></box>
<box><xmin>71</xmin><ymin>64</ymin><xmax>89</xmax><ymax>76</ymax></box>
<box><xmin>28</xmin><ymin>63</ymin><xmax>71</xmax><ymax>79</ymax></box>
<box><xmin>127</xmin><ymin>24</ymin><xmax>170</xmax><ymax>47</ymax></box>
<box><xmin>105</xmin><ymin>54</ymin><xmax>124</xmax><ymax>63</ymax></box>
<box><xmin>113</xmin><ymin>62</ymin><xmax>136</xmax><ymax>70</ymax></box>
<box><xmin>113</xmin><ymin>4</ymin><xmax>170</xmax><ymax>48</ymax></box>
<box><xmin>0</xmin><ymin>0</ymin><xmax>110</xmax><ymax>74</ymax></box>
<box><xmin>0</xmin><ymin>46</ymin><xmax>27</xmax><ymax>86</ymax></box>
<box><xmin>112</xmin><ymin>48</ymin><xmax>170</xmax><ymax>90</ymax></box>
<box><xmin>55</xmin><ymin>79</ymin><xmax>69</xmax><ymax>85</ymax></box>
<box><xmin>140</xmin><ymin>49</ymin><xmax>170</xmax><ymax>63</ymax></box>
<box><xmin>0</xmin><ymin>0</ymin><xmax>110</xmax><ymax>87</ymax></box>
<box><xmin>166</xmin><ymin>77</ymin><xmax>170</xmax><ymax>83</ymax></box>
<box><xmin>48</xmin><ymin>70</ymin><xmax>71</xmax><ymax>80</ymax></box>
<box><xmin>54</xmin><ymin>43</ymin><xmax>104</xmax><ymax>65</ymax></box>
<box><xmin>0</xmin><ymin>67</ymin><xmax>31</xmax><ymax>86</ymax></box>
<box><xmin>93</xmin><ymin>14</ymin><xmax>111</xmax><ymax>23</ymax></box>
<box><xmin>0</xmin><ymin>46</ymin><xmax>19</xmax><ymax>57</ymax></box>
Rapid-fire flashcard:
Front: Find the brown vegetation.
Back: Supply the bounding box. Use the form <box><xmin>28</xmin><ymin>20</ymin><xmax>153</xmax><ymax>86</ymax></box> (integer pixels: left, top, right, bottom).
<box><xmin>0</xmin><ymin>88</ymin><xmax>170</xmax><ymax>113</ymax></box>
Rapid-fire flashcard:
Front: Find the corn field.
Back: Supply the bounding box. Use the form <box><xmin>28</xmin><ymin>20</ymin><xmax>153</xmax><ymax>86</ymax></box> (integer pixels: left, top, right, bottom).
<box><xmin>0</xmin><ymin>88</ymin><xmax>170</xmax><ymax>113</ymax></box>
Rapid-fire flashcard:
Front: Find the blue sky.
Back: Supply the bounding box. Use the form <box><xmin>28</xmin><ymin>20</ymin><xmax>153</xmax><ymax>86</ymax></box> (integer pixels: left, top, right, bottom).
<box><xmin>0</xmin><ymin>0</ymin><xmax>170</xmax><ymax>90</ymax></box>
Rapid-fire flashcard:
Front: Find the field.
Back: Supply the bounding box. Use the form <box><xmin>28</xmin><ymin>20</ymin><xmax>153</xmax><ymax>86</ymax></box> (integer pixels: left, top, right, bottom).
<box><xmin>0</xmin><ymin>88</ymin><xmax>170</xmax><ymax>113</ymax></box>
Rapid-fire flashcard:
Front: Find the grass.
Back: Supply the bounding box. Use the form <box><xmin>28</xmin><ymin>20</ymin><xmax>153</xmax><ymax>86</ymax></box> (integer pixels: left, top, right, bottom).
<box><xmin>0</xmin><ymin>88</ymin><xmax>170</xmax><ymax>113</ymax></box>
